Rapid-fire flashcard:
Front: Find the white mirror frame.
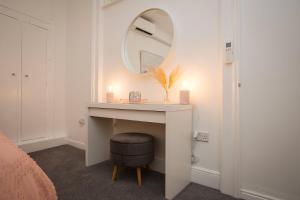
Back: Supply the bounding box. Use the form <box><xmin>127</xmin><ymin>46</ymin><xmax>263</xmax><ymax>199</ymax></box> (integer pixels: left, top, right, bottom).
<box><xmin>121</xmin><ymin>8</ymin><xmax>174</xmax><ymax>74</ymax></box>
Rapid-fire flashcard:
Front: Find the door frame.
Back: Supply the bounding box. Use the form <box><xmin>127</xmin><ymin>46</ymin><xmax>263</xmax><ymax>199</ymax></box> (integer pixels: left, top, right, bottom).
<box><xmin>220</xmin><ymin>0</ymin><xmax>241</xmax><ymax>198</ymax></box>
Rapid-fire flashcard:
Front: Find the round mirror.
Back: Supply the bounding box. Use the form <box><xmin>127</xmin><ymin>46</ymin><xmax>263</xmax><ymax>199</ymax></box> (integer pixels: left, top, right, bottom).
<box><xmin>122</xmin><ymin>9</ymin><xmax>174</xmax><ymax>74</ymax></box>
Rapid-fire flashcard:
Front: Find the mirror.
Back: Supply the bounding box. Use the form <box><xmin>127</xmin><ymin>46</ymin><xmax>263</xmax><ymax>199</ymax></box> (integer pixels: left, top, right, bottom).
<box><xmin>123</xmin><ymin>9</ymin><xmax>174</xmax><ymax>74</ymax></box>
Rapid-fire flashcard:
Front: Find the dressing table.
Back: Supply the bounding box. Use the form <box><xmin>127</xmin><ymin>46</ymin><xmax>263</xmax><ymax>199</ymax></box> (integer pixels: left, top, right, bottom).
<box><xmin>88</xmin><ymin>8</ymin><xmax>192</xmax><ymax>199</ymax></box>
<box><xmin>87</xmin><ymin>103</ymin><xmax>192</xmax><ymax>199</ymax></box>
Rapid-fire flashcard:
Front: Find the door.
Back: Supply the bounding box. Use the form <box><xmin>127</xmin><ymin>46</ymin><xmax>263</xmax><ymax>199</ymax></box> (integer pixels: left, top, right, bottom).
<box><xmin>21</xmin><ymin>23</ymin><xmax>47</xmax><ymax>141</ymax></box>
<box><xmin>0</xmin><ymin>14</ymin><xmax>21</xmax><ymax>142</ymax></box>
<box><xmin>239</xmin><ymin>0</ymin><xmax>300</xmax><ymax>199</ymax></box>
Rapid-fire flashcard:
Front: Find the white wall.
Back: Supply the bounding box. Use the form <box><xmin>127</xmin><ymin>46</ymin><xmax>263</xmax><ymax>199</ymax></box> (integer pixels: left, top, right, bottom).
<box><xmin>239</xmin><ymin>0</ymin><xmax>300</xmax><ymax>199</ymax></box>
<box><xmin>65</xmin><ymin>0</ymin><xmax>92</xmax><ymax>146</ymax></box>
<box><xmin>0</xmin><ymin>0</ymin><xmax>53</xmax><ymax>22</ymax></box>
<box><xmin>0</xmin><ymin>0</ymin><xmax>68</xmax><ymax>139</ymax></box>
<box><xmin>100</xmin><ymin>0</ymin><xmax>221</xmax><ymax>175</ymax></box>
<box><xmin>51</xmin><ymin>0</ymin><xmax>67</xmax><ymax>138</ymax></box>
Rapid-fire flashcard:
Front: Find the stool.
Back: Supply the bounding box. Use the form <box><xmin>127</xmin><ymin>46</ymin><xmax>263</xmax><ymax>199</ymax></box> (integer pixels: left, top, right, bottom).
<box><xmin>110</xmin><ymin>132</ymin><xmax>154</xmax><ymax>186</ymax></box>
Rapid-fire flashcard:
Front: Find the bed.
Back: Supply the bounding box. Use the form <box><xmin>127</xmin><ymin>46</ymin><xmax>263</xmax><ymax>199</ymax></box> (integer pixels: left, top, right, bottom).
<box><xmin>0</xmin><ymin>131</ymin><xmax>57</xmax><ymax>200</ymax></box>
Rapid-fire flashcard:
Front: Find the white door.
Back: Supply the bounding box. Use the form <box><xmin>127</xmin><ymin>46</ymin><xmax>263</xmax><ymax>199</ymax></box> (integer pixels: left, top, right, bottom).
<box><xmin>0</xmin><ymin>14</ymin><xmax>21</xmax><ymax>142</ymax></box>
<box><xmin>239</xmin><ymin>0</ymin><xmax>300</xmax><ymax>199</ymax></box>
<box><xmin>21</xmin><ymin>23</ymin><xmax>47</xmax><ymax>141</ymax></box>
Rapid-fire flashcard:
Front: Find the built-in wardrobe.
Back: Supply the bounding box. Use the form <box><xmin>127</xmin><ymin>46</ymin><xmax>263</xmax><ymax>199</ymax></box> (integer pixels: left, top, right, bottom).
<box><xmin>0</xmin><ymin>11</ymin><xmax>48</xmax><ymax>144</ymax></box>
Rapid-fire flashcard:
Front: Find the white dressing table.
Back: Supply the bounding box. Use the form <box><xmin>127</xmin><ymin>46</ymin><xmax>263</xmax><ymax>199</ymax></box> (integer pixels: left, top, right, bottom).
<box><xmin>87</xmin><ymin>103</ymin><xmax>192</xmax><ymax>199</ymax></box>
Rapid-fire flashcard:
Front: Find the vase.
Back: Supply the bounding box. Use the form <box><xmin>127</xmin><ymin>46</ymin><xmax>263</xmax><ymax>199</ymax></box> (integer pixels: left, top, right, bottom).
<box><xmin>164</xmin><ymin>89</ymin><xmax>170</xmax><ymax>104</ymax></box>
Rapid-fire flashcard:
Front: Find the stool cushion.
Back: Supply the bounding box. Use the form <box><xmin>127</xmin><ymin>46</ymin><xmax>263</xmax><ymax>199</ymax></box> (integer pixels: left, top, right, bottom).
<box><xmin>111</xmin><ymin>132</ymin><xmax>153</xmax><ymax>144</ymax></box>
<box><xmin>110</xmin><ymin>132</ymin><xmax>154</xmax><ymax>167</ymax></box>
<box><xmin>111</xmin><ymin>154</ymin><xmax>154</xmax><ymax>167</ymax></box>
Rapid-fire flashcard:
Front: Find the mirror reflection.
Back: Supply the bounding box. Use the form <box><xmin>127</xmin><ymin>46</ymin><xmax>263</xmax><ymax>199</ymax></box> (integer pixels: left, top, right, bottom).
<box><xmin>123</xmin><ymin>9</ymin><xmax>174</xmax><ymax>74</ymax></box>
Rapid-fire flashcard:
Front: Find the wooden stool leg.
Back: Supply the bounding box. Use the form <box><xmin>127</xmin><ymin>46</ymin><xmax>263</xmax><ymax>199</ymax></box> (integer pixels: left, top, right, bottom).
<box><xmin>112</xmin><ymin>165</ymin><xmax>118</xmax><ymax>181</ymax></box>
<box><xmin>136</xmin><ymin>167</ymin><xmax>142</xmax><ymax>186</ymax></box>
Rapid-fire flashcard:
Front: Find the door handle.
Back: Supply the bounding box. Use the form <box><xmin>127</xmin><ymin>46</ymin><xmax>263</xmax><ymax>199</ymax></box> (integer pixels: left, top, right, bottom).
<box><xmin>11</xmin><ymin>73</ymin><xmax>16</xmax><ymax>76</ymax></box>
<box><xmin>25</xmin><ymin>74</ymin><xmax>29</xmax><ymax>78</ymax></box>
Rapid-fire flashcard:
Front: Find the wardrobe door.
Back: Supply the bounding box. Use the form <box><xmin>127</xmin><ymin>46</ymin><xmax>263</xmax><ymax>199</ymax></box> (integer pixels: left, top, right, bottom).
<box><xmin>0</xmin><ymin>14</ymin><xmax>21</xmax><ymax>142</ymax></box>
<box><xmin>21</xmin><ymin>23</ymin><xmax>47</xmax><ymax>141</ymax></box>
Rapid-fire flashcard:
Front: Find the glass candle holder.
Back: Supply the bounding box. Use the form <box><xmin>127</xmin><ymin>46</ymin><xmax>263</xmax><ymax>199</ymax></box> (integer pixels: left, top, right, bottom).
<box><xmin>129</xmin><ymin>91</ymin><xmax>141</xmax><ymax>103</ymax></box>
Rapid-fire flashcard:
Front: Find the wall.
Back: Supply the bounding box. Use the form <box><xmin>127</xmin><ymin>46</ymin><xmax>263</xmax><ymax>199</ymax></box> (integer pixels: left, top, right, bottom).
<box><xmin>0</xmin><ymin>0</ymin><xmax>68</xmax><ymax>139</ymax></box>
<box><xmin>0</xmin><ymin>0</ymin><xmax>52</xmax><ymax>21</ymax></box>
<box><xmin>65</xmin><ymin>0</ymin><xmax>92</xmax><ymax>147</ymax></box>
<box><xmin>100</xmin><ymin>0</ymin><xmax>221</xmax><ymax>180</ymax></box>
<box><xmin>51</xmin><ymin>0</ymin><xmax>68</xmax><ymax>138</ymax></box>
<box><xmin>239</xmin><ymin>0</ymin><xmax>300</xmax><ymax>199</ymax></box>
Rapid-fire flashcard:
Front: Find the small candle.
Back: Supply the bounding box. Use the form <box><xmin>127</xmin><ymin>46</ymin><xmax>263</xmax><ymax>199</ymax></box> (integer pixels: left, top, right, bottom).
<box><xmin>180</xmin><ymin>80</ymin><xmax>190</xmax><ymax>104</ymax></box>
<box><xmin>106</xmin><ymin>85</ymin><xmax>114</xmax><ymax>103</ymax></box>
<box><xmin>180</xmin><ymin>90</ymin><xmax>190</xmax><ymax>104</ymax></box>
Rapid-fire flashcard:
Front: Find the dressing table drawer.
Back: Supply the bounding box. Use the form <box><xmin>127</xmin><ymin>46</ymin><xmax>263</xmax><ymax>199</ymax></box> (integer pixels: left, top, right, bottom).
<box><xmin>89</xmin><ymin>107</ymin><xmax>165</xmax><ymax>124</ymax></box>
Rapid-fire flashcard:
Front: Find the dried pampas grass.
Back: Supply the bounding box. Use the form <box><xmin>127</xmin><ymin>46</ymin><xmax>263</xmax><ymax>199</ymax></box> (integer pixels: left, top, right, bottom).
<box><xmin>150</xmin><ymin>67</ymin><xmax>167</xmax><ymax>90</ymax></box>
<box><xmin>168</xmin><ymin>65</ymin><xmax>182</xmax><ymax>89</ymax></box>
<box><xmin>149</xmin><ymin>65</ymin><xmax>182</xmax><ymax>90</ymax></box>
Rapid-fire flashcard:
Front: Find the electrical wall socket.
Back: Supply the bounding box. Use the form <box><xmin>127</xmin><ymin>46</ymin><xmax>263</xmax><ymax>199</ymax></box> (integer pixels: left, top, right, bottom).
<box><xmin>196</xmin><ymin>131</ymin><xmax>209</xmax><ymax>143</ymax></box>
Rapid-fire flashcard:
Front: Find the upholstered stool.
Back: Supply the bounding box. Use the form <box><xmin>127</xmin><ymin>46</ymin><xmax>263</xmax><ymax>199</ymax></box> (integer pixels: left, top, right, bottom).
<box><xmin>110</xmin><ymin>132</ymin><xmax>154</xmax><ymax>186</ymax></box>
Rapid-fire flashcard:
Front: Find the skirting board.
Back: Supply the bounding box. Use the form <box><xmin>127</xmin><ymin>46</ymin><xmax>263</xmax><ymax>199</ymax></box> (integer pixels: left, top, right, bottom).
<box><xmin>19</xmin><ymin>136</ymin><xmax>68</xmax><ymax>153</ymax></box>
<box><xmin>67</xmin><ymin>138</ymin><xmax>86</xmax><ymax>150</ymax></box>
<box><xmin>240</xmin><ymin>189</ymin><xmax>286</xmax><ymax>200</ymax></box>
<box><xmin>191</xmin><ymin>166</ymin><xmax>220</xmax><ymax>190</ymax></box>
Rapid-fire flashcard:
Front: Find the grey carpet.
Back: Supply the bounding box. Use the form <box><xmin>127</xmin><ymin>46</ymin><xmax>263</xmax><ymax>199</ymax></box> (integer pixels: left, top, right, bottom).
<box><xmin>29</xmin><ymin>145</ymin><xmax>240</xmax><ymax>200</ymax></box>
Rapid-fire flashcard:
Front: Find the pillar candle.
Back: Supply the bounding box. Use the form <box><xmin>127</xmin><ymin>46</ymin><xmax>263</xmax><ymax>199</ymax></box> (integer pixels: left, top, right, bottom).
<box><xmin>180</xmin><ymin>90</ymin><xmax>190</xmax><ymax>105</ymax></box>
<box><xmin>106</xmin><ymin>92</ymin><xmax>114</xmax><ymax>103</ymax></box>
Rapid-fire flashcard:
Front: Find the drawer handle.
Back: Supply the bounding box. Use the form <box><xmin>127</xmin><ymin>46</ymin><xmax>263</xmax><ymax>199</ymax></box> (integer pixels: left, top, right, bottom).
<box><xmin>11</xmin><ymin>73</ymin><xmax>16</xmax><ymax>76</ymax></box>
<box><xmin>25</xmin><ymin>74</ymin><xmax>29</xmax><ymax>78</ymax></box>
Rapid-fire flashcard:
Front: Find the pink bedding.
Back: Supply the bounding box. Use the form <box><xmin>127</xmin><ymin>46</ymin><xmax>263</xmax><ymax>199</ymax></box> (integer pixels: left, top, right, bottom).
<box><xmin>0</xmin><ymin>131</ymin><xmax>57</xmax><ymax>200</ymax></box>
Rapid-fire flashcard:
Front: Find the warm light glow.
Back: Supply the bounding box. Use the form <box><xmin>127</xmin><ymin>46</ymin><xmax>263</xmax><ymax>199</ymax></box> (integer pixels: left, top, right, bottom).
<box><xmin>107</xmin><ymin>84</ymin><xmax>121</xmax><ymax>94</ymax></box>
<box><xmin>181</xmin><ymin>80</ymin><xmax>190</xmax><ymax>90</ymax></box>
<box><xmin>107</xmin><ymin>85</ymin><xmax>114</xmax><ymax>93</ymax></box>
<box><xmin>113</xmin><ymin>84</ymin><xmax>120</xmax><ymax>95</ymax></box>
